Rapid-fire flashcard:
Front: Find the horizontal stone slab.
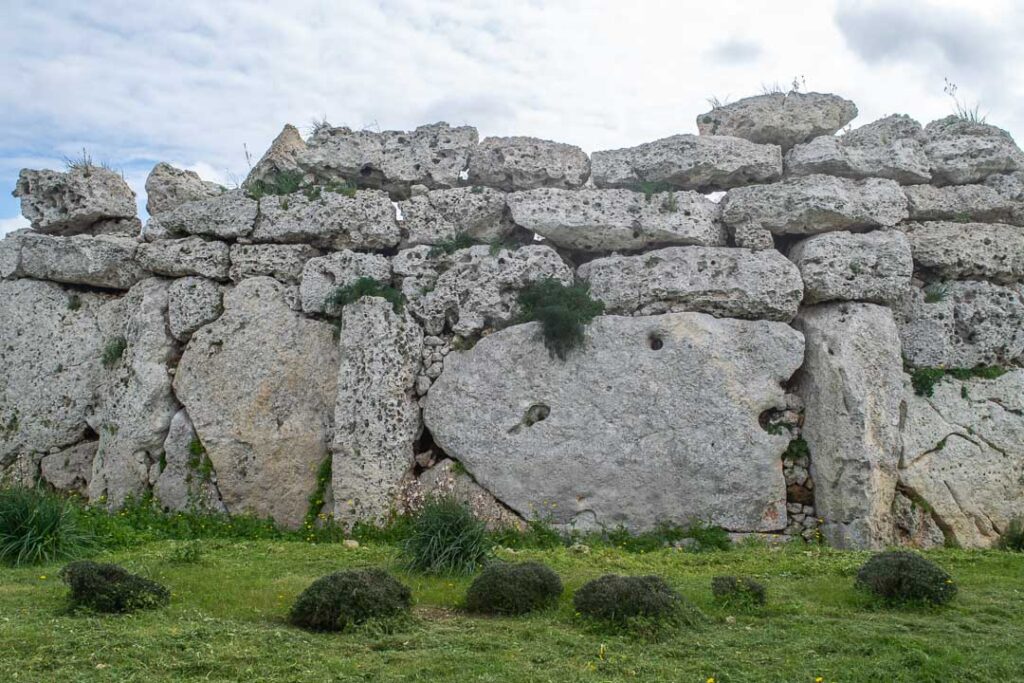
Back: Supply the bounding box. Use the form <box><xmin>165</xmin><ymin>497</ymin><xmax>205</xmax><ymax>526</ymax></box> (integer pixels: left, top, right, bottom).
<box><xmin>250</xmin><ymin>190</ymin><xmax>399</xmax><ymax>250</ymax></box>
<box><xmin>696</xmin><ymin>92</ymin><xmax>857</xmax><ymax>151</ymax></box>
<box><xmin>14</xmin><ymin>167</ymin><xmax>137</xmax><ymax>235</ymax></box>
<box><xmin>398</xmin><ymin>186</ymin><xmax>513</xmax><ymax>247</ymax></box>
<box><xmin>1</xmin><ymin>231</ymin><xmax>148</xmax><ymax>290</ymax></box>
<box><xmin>136</xmin><ymin>236</ymin><xmax>230</xmax><ymax>281</ymax></box>
<box><xmin>901</xmin><ymin>221</ymin><xmax>1024</xmax><ymax>284</ymax></box>
<box><xmin>467</xmin><ymin>136</ymin><xmax>590</xmax><ymax>191</ymax></box>
<box><xmin>143</xmin><ymin>190</ymin><xmax>258</xmax><ymax>241</ymax></box>
<box><xmin>924</xmin><ymin>116</ymin><xmax>1024</xmax><ymax>186</ymax></box>
<box><xmin>229</xmin><ymin>243</ymin><xmax>322</xmax><ymax>284</ymax></box>
<box><xmin>788</xmin><ymin>230</ymin><xmax>912</xmax><ymax>304</ymax></box>
<box><xmin>904</xmin><ymin>183</ymin><xmax>1020</xmax><ymax>224</ymax></box>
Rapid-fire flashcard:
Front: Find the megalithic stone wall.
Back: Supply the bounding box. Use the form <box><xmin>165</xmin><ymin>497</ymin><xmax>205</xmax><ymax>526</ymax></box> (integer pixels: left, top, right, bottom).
<box><xmin>2</xmin><ymin>90</ymin><xmax>1023</xmax><ymax>548</ymax></box>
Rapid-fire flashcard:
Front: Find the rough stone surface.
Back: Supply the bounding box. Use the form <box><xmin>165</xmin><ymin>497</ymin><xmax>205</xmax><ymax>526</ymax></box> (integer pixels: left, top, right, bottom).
<box><xmin>696</xmin><ymin>92</ymin><xmax>858</xmax><ymax>151</ymax></box>
<box><xmin>720</xmin><ymin>174</ymin><xmax>908</xmax><ymax>238</ymax></box>
<box><xmin>1</xmin><ymin>232</ymin><xmax>148</xmax><ymax>290</ymax></box>
<box><xmin>398</xmin><ymin>186</ymin><xmax>513</xmax><ymax>246</ymax></box>
<box><xmin>903</xmin><ymin>183</ymin><xmax>1020</xmax><ymax>224</ymax></box>
<box><xmin>788</xmin><ymin>230</ymin><xmax>913</xmax><ymax>304</ymax></box>
<box><xmin>894</xmin><ymin>281</ymin><xmax>1024</xmax><ymax>368</ymax></box>
<box><xmin>145</xmin><ymin>163</ymin><xmax>223</xmax><ymax>216</ymax></box>
<box><xmin>229</xmin><ymin>243</ymin><xmax>321</xmax><ymax>284</ymax></box>
<box><xmin>395</xmin><ymin>244</ymin><xmax>574</xmax><ymax>336</ymax></box>
<box><xmin>174</xmin><ymin>277</ymin><xmax>338</xmax><ymax>527</ymax></box>
<box><xmin>891</xmin><ymin>490</ymin><xmax>946</xmax><ymax>549</ymax></box>
<box><xmin>984</xmin><ymin>170</ymin><xmax>1024</xmax><ymax>224</ymax></box>
<box><xmin>507</xmin><ymin>188</ymin><xmax>725</xmax><ymax>251</ymax></box>
<box><xmin>899</xmin><ymin>370</ymin><xmax>1024</xmax><ymax>548</ymax></box>
<box><xmin>924</xmin><ymin>116</ymin><xmax>1024</xmax><ymax>185</ymax></box>
<box><xmin>136</xmin><ymin>237</ymin><xmax>230</xmax><ymax>281</ymax></box>
<box><xmin>785</xmin><ymin>115</ymin><xmax>931</xmax><ymax>184</ymax></box>
<box><xmin>592</xmin><ymin>134</ymin><xmax>782</xmax><ymax>192</ymax></box>
<box><xmin>39</xmin><ymin>440</ymin><xmax>97</xmax><ymax>494</ymax></box>
<box><xmin>250</xmin><ymin>190</ymin><xmax>399</xmax><ymax>250</ymax></box>
<box><xmin>167</xmin><ymin>277</ymin><xmax>223</xmax><ymax>342</ymax></box>
<box><xmin>142</xmin><ymin>190</ymin><xmax>258</xmax><ymax>242</ymax></box>
<box><xmin>332</xmin><ymin>297</ymin><xmax>422</xmax><ymax>524</ymax></box>
<box><xmin>577</xmin><ymin>246</ymin><xmax>803</xmax><ymax>321</ymax></box>
<box><xmin>398</xmin><ymin>459</ymin><xmax>524</xmax><ymax>531</ymax></box>
<box><xmin>244</xmin><ymin>124</ymin><xmax>307</xmax><ymax>189</ymax></box>
<box><xmin>298</xmin><ymin>250</ymin><xmax>391</xmax><ymax>315</ymax></box>
<box><xmin>0</xmin><ymin>280</ymin><xmax>111</xmax><ymax>465</ymax></box>
<box><xmin>794</xmin><ymin>303</ymin><xmax>903</xmax><ymax>549</ymax></box>
<box><xmin>467</xmin><ymin>136</ymin><xmax>590</xmax><ymax>191</ymax></box>
<box><xmin>900</xmin><ymin>221</ymin><xmax>1024</xmax><ymax>284</ymax></box>
<box><xmin>424</xmin><ymin>313</ymin><xmax>804</xmax><ymax>532</ymax></box>
<box><xmin>152</xmin><ymin>409</ymin><xmax>226</xmax><ymax>513</ymax></box>
<box><xmin>13</xmin><ymin>167</ymin><xmax>137</xmax><ymax>235</ymax></box>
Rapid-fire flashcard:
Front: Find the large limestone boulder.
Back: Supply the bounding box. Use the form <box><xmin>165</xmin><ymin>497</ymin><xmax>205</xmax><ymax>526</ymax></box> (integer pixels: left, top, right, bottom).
<box><xmin>785</xmin><ymin>115</ymin><xmax>931</xmax><ymax>184</ymax></box>
<box><xmin>895</xmin><ymin>281</ymin><xmax>1024</xmax><ymax>368</ymax></box>
<box><xmin>1</xmin><ymin>232</ymin><xmax>148</xmax><ymax>290</ymax></box>
<box><xmin>152</xmin><ymin>409</ymin><xmax>226</xmax><ymax>513</ymax></box>
<box><xmin>174</xmin><ymin>277</ymin><xmax>338</xmax><ymax>527</ymax></box>
<box><xmin>136</xmin><ymin>236</ymin><xmax>230</xmax><ymax>281</ymax></box>
<box><xmin>398</xmin><ymin>186</ymin><xmax>513</xmax><ymax>247</ymax></box>
<box><xmin>696</xmin><ymin>92</ymin><xmax>857</xmax><ymax>151</ymax></box>
<box><xmin>298</xmin><ymin>122</ymin><xmax>477</xmax><ymax>194</ymax></box>
<box><xmin>424</xmin><ymin>313</ymin><xmax>805</xmax><ymax>532</ymax></box>
<box><xmin>243</xmin><ymin>124</ymin><xmax>307</xmax><ymax>189</ymax></box>
<box><xmin>898</xmin><ymin>370</ymin><xmax>1024</xmax><ymax>548</ymax></box>
<box><xmin>794</xmin><ymin>303</ymin><xmax>903</xmax><ymax>549</ymax></box>
<box><xmin>467</xmin><ymin>136</ymin><xmax>590</xmax><ymax>191</ymax></box>
<box><xmin>395</xmin><ymin>244</ymin><xmax>574</xmax><ymax>336</ymax></box>
<box><xmin>250</xmin><ymin>190</ymin><xmax>399</xmax><ymax>250</ymax></box>
<box><xmin>143</xmin><ymin>189</ymin><xmax>258</xmax><ymax>242</ymax></box>
<box><xmin>332</xmin><ymin>297</ymin><xmax>422</xmax><ymax>524</ymax></box>
<box><xmin>592</xmin><ymin>134</ymin><xmax>782</xmax><ymax>192</ymax></box>
<box><xmin>984</xmin><ymin>170</ymin><xmax>1024</xmax><ymax>224</ymax></box>
<box><xmin>298</xmin><ymin>250</ymin><xmax>391</xmax><ymax>315</ymax></box>
<box><xmin>13</xmin><ymin>167</ymin><xmax>137</xmax><ymax>235</ymax></box>
<box><xmin>0</xmin><ymin>280</ymin><xmax>112</xmax><ymax>465</ymax></box>
<box><xmin>144</xmin><ymin>163</ymin><xmax>223</xmax><ymax>216</ymax></box>
<box><xmin>891</xmin><ymin>490</ymin><xmax>946</xmax><ymax>549</ymax></box>
<box><xmin>228</xmin><ymin>243</ymin><xmax>321</xmax><ymax>284</ymax></box>
<box><xmin>788</xmin><ymin>230</ymin><xmax>912</xmax><ymax>304</ymax></box>
<box><xmin>903</xmin><ymin>184</ymin><xmax>1020</xmax><ymax>224</ymax></box>
<box><xmin>167</xmin><ymin>277</ymin><xmax>223</xmax><ymax>342</ymax></box>
<box><xmin>577</xmin><ymin>246</ymin><xmax>803</xmax><ymax>321</ymax></box>
<box><xmin>507</xmin><ymin>188</ymin><xmax>725</xmax><ymax>251</ymax></box>
<box><xmin>900</xmin><ymin>221</ymin><xmax>1024</xmax><ymax>284</ymax></box>
<box><xmin>924</xmin><ymin>116</ymin><xmax>1024</xmax><ymax>186</ymax></box>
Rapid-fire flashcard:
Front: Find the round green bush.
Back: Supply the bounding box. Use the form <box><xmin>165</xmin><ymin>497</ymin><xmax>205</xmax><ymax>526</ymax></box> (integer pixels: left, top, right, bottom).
<box><xmin>289</xmin><ymin>568</ymin><xmax>411</xmax><ymax>632</ymax></box>
<box><xmin>60</xmin><ymin>561</ymin><xmax>170</xmax><ymax>613</ymax></box>
<box><xmin>711</xmin><ymin>575</ymin><xmax>766</xmax><ymax>607</ymax></box>
<box><xmin>573</xmin><ymin>574</ymin><xmax>688</xmax><ymax>624</ymax></box>
<box><xmin>399</xmin><ymin>497</ymin><xmax>491</xmax><ymax>575</ymax></box>
<box><xmin>465</xmin><ymin>562</ymin><xmax>563</xmax><ymax>615</ymax></box>
<box><xmin>855</xmin><ymin>551</ymin><xmax>957</xmax><ymax>605</ymax></box>
<box><xmin>0</xmin><ymin>487</ymin><xmax>92</xmax><ymax>567</ymax></box>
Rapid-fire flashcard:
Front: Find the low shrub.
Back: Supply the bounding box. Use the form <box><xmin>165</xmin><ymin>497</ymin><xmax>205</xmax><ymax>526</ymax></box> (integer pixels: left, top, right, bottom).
<box><xmin>0</xmin><ymin>487</ymin><xmax>92</xmax><ymax>567</ymax></box>
<box><xmin>399</xmin><ymin>497</ymin><xmax>491</xmax><ymax>575</ymax></box>
<box><xmin>574</xmin><ymin>574</ymin><xmax>700</xmax><ymax>629</ymax></box>
<box><xmin>289</xmin><ymin>568</ymin><xmax>411</xmax><ymax>632</ymax></box>
<box><xmin>325</xmin><ymin>277</ymin><xmax>404</xmax><ymax>314</ymax></box>
<box><xmin>854</xmin><ymin>551</ymin><xmax>957</xmax><ymax>606</ymax></box>
<box><xmin>998</xmin><ymin>518</ymin><xmax>1024</xmax><ymax>552</ymax></box>
<box><xmin>517</xmin><ymin>278</ymin><xmax>604</xmax><ymax>360</ymax></box>
<box><xmin>711</xmin><ymin>575</ymin><xmax>766</xmax><ymax>608</ymax></box>
<box><xmin>61</xmin><ymin>561</ymin><xmax>170</xmax><ymax>613</ymax></box>
<box><xmin>464</xmin><ymin>562</ymin><xmax>563</xmax><ymax>615</ymax></box>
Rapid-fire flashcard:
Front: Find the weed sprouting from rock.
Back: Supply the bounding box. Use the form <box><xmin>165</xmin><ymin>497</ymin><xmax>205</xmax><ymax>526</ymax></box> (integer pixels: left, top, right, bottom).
<box><xmin>326</xmin><ymin>277</ymin><xmax>404</xmax><ymax>314</ymax></box>
<box><xmin>101</xmin><ymin>337</ymin><xmax>127</xmax><ymax>369</ymax></box>
<box><xmin>517</xmin><ymin>278</ymin><xmax>604</xmax><ymax>360</ymax></box>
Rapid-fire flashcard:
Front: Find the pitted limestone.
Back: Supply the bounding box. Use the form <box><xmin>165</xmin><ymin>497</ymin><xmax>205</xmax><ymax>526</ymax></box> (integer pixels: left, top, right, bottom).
<box><xmin>467</xmin><ymin>136</ymin><xmax>590</xmax><ymax>191</ymax></box>
<box><xmin>788</xmin><ymin>230</ymin><xmax>912</xmax><ymax>304</ymax></box>
<box><xmin>696</xmin><ymin>92</ymin><xmax>857</xmax><ymax>151</ymax></box>
<box><xmin>14</xmin><ymin>167</ymin><xmax>137</xmax><ymax>235</ymax></box>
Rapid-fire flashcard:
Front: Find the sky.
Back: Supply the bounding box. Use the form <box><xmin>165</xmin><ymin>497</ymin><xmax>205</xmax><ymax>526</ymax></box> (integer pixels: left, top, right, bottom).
<box><xmin>2</xmin><ymin>0</ymin><xmax>1022</xmax><ymax>235</ymax></box>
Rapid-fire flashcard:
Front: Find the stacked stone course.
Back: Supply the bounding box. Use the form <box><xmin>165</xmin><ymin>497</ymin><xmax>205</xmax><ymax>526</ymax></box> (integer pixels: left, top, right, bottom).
<box><xmin>2</xmin><ymin>90</ymin><xmax>1023</xmax><ymax>549</ymax></box>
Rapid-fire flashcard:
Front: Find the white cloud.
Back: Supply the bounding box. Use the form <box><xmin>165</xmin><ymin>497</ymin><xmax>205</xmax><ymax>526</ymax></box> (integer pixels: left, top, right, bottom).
<box><xmin>0</xmin><ymin>215</ymin><xmax>29</xmax><ymax>237</ymax></box>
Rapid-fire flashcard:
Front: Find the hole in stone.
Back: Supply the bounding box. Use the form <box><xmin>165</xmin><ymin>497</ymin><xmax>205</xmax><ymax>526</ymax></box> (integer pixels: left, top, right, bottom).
<box><xmin>648</xmin><ymin>334</ymin><xmax>664</xmax><ymax>350</ymax></box>
<box><xmin>523</xmin><ymin>403</ymin><xmax>550</xmax><ymax>427</ymax></box>
<box><xmin>359</xmin><ymin>165</ymin><xmax>374</xmax><ymax>177</ymax></box>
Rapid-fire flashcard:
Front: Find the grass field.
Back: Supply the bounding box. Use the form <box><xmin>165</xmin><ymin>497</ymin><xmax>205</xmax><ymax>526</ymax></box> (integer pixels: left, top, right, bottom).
<box><xmin>1</xmin><ymin>539</ymin><xmax>1022</xmax><ymax>682</ymax></box>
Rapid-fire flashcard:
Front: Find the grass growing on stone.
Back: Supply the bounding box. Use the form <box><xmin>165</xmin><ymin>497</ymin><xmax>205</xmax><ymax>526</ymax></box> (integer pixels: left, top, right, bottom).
<box><xmin>325</xmin><ymin>277</ymin><xmax>405</xmax><ymax>314</ymax></box>
<box><xmin>1</xmin><ymin>539</ymin><xmax>1022</xmax><ymax>681</ymax></box>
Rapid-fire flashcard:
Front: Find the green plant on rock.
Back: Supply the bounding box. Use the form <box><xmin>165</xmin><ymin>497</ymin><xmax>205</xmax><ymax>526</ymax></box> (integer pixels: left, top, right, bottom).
<box><xmin>0</xmin><ymin>487</ymin><xmax>93</xmax><ymax>567</ymax></box>
<box><xmin>246</xmin><ymin>169</ymin><xmax>304</xmax><ymax>199</ymax></box>
<box><xmin>101</xmin><ymin>336</ymin><xmax>127</xmax><ymax>369</ymax></box>
<box><xmin>854</xmin><ymin>551</ymin><xmax>957</xmax><ymax>606</ymax></box>
<box><xmin>428</xmin><ymin>232</ymin><xmax>477</xmax><ymax>257</ymax></box>
<box><xmin>326</xmin><ymin>277</ymin><xmax>404</xmax><ymax>314</ymax></box>
<box><xmin>304</xmin><ymin>456</ymin><xmax>332</xmax><ymax>529</ymax></box>
<box><xmin>60</xmin><ymin>561</ymin><xmax>170</xmax><ymax>613</ymax></box>
<box><xmin>923</xmin><ymin>282</ymin><xmax>950</xmax><ymax>303</ymax></box>
<box><xmin>67</xmin><ymin>294</ymin><xmax>82</xmax><ymax>311</ymax></box>
<box><xmin>517</xmin><ymin>278</ymin><xmax>604</xmax><ymax>360</ymax></box>
<box><xmin>911</xmin><ymin>366</ymin><xmax>1007</xmax><ymax>397</ymax></box>
<box><xmin>998</xmin><ymin>518</ymin><xmax>1024</xmax><ymax>552</ymax></box>
<box><xmin>659</xmin><ymin>193</ymin><xmax>679</xmax><ymax>213</ymax></box>
<box><xmin>464</xmin><ymin>561</ymin><xmax>563</xmax><ymax>615</ymax></box>
<box><xmin>289</xmin><ymin>568</ymin><xmax>411</xmax><ymax>632</ymax></box>
<box><xmin>711</xmin><ymin>575</ymin><xmax>766</xmax><ymax>608</ymax></box>
<box><xmin>399</xmin><ymin>496</ymin><xmax>491</xmax><ymax>575</ymax></box>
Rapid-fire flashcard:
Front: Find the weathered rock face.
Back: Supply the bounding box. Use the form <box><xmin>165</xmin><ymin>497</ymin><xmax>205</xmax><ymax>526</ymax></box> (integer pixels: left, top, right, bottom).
<box><xmin>696</xmin><ymin>92</ymin><xmax>857</xmax><ymax>151</ymax></box>
<box><xmin>298</xmin><ymin>122</ymin><xmax>478</xmax><ymax>194</ymax></box>
<box><xmin>891</xmin><ymin>490</ymin><xmax>946</xmax><ymax>549</ymax></box>
<box><xmin>398</xmin><ymin>186</ymin><xmax>513</xmax><ymax>247</ymax></box>
<box><xmin>785</xmin><ymin>115</ymin><xmax>931</xmax><ymax>184</ymax></box>
<box><xmin>467</xmin><ymin>136</ymin><xmax>590</xmax><ymax>191</ymax></box>
<box><xmin>895</xmin><ymin>281</ymin><xmax>1024</xmax><ymax>368</ymax></box>
<box><xmin>794</xmin><ymin>303</ymin><xmax>903</xmax><ymax>549</ymax></box>
<box><xmin>332</xmin><ymin>297</ymin><xmax>422</xmax><ymax>524</ymax></box>
<box><xmin>244</xmin><ymin>124</ymin><xmax>307</xmax><ymax>189</ymax></box>
<box><xmin>398</xmin><ymin>459</ymin><xmax>524</xmax><ymax>531</ymax></box>
<box><xmin>13</xmin><ymin>167</ymin><xmax>137</xmax><ymax>235</ymax></box>
<box><xmin>1</xmin><ymin>232</ymin><xmax>149</xmax><ymax>290</ymax></box>
<box><xmin>143</xmin><ymin>190</ymin><xmax>258</xmax><ymax>242</ymax></box>
<box><xmin>899</xmin><ymin>370</ymin><xmax>1024</xmax><ymax>548</ymax></box>
<box><xmin>720</xmin><ymin>175</ymin><xmax>908</xmax><ymax>241</ymax></box>
<box><xmin>174</xmin><ymin>277</ymin><xmax>338</xmax><ymax>527</ymax></box>
<box><xmin>507</xmin><ymin>188</ymin><xmax>725</xmax><ymax>251</ymax></box>
<box><xmin>577</xmin><ymin>246</ymin><xmax>803</xmax><ymax>321</ymax></box>
<box><xmin>0</xmin><ymin>280</ymin><xmax>111</xmax><ymax>464</ymax></box>
<box><xmin>788</xmin><ymin>230</ymin><xmax>913</xmax><ymax>304</ymax></box>
<box><xmin>395</xmin><ymin>244</ymin><xmax>574</xmax><ymax>336</ymax></box>
<box><xmin>228</xmin><ymin>244</ymin><xmax>321</xmax><ymax>284</ymax></box>
<box><xmin>298</xmin><ymin>250</ymin><xmax>391</xmax><ymax>315</ymax></box>
<box><xmin>39</xmin><ymin>440</ymin><xmax>97</xmax><ymax>495</ymax></box>
<box><xmin>167</xmin><ymin>277</ymin><xmax>223</xmax><ymax>342</ymax></box>
<box><xmin>251</xmin><ymin>190</ymin><xmax>399</xmax><ymax>250</ymax></box>
<box><xmin>591</xmin><ymin>134</ymin><xmax>782</xmax><ymax>192</ymax></box>
<box><xmin>136</xmin><ymin>237</ymin><xmax>230</xmax><ymax>281</ymax></box>
<box><xmin>152</xmin><ymin>409</ymin><xmax>226</xmax><ymax>513</ymax></box>
<box><xmin>424</xmin><ymin>313</ymin><xmax>804</xmax><ymax>532</ymax></box>
<box><xmin>984</xmin><ymin>170</ymin><xmax>1024</xmax><ymax>225</ymax></box>
<box><xmin>900</xmin><ymin>221</ymin><xmax>1024</xmax><ymax>284</ymax></box>
<box><xmin>903</xmin><ymin>183</ymin><xmax>1020</xmax><ymax>224</ymax></box>
<box><xmin>145</xmin><ymin>163</ymin><xmax>223</xmax><ymax>216</ymax></box>
<box><xmin>924</xmin><ymin>116</ymin><xmax>1024</xmax><ymax>186</ymax></box>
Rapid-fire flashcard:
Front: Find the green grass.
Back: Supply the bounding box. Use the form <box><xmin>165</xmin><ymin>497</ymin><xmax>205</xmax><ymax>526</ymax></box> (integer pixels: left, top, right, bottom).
<box><xmin>1</xmin><ymin>540</ymin><xmax>1022</xmax><ymax>681</ymax></box>
<box><xmin>325</xmin><ymin>277</ymin><xmax>405</xmax><ymax>315</ymax></box>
